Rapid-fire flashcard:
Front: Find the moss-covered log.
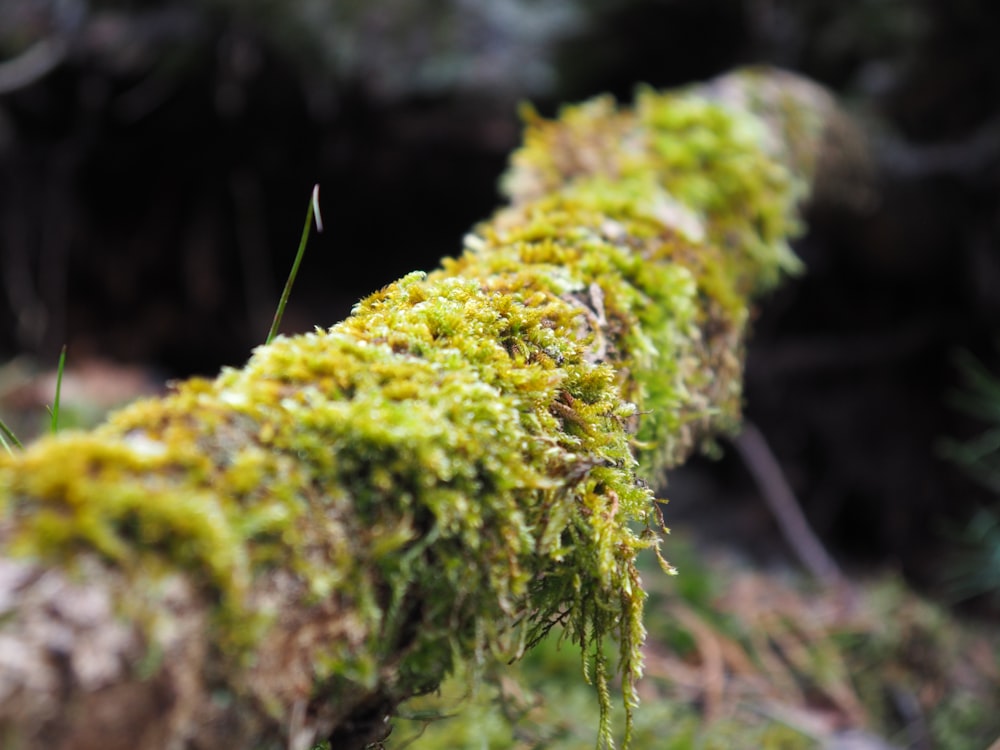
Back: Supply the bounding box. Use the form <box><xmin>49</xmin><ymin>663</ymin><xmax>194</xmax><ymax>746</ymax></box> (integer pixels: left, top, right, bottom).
<box><xmin>0</xmin><ymin>68</ymin><xmax>859</xmax><ymax>750</ymax></box>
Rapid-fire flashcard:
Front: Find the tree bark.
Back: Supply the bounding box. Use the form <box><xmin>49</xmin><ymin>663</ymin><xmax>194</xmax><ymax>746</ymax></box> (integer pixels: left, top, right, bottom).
<box><xmin>0</xmin><ymin>68</ymin><xmax>863</xmax><ymax>749</ymax></box>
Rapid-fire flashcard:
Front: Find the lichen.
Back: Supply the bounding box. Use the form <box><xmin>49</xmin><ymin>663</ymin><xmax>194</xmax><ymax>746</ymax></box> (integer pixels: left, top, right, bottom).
<box><xmin>0</xmin><ymin>69</ymin><xmax>824</xmax><ymax>748</ymax></box>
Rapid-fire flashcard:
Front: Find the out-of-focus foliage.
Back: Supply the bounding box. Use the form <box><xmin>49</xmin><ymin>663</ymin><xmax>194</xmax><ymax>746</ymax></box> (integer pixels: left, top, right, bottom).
<box><xmin>380</xmin><ymin>539</ymin><xmax>1000</xmax><ymax>750</ymax></box>
<box><xmin>943</xmin><ymin>352</ymin><xmax>1000</xmax><ymax>493</ymax></box>
<box><xmin>939</xmin><ymin>352</ymin><xmax>1000</xmax><ymax>605</ymax></box>
<box><xmin>748</xmin><ymin>0</ymin><xmax>930</xmax><ymax>83</ymax></box>
<box><xmin>203</xmin><ymin>0</ymin><xmax>588</xmax><ymax>99</ymax></box>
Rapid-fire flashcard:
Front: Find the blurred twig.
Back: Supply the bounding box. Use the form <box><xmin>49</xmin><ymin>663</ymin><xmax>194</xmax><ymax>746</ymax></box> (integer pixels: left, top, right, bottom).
<box><xmin>0</xmin><ymin>0</ymin><xmax>88</xmax><ymax>95</ymax></box>
<box><xmin>0</xmin><ymin>5</ymin><xmax>206</xmax><ymax>97</ymax></box>
<box><xmin>0</xmin><ymin>36</ymin><xmax>69</xmax><ymax>95</ymax></box>
<box><xmin>733</xmin><ymin>421</ymin><xmax>843</xmax><ymax>585</ymax></box>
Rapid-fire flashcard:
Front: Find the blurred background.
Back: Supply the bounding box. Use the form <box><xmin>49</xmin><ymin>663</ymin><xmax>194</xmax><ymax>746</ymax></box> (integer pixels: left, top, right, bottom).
<box><xmin>1</xmin><ymin>0</ymin><xmax>999</xmax><ymax>640</ymax></box>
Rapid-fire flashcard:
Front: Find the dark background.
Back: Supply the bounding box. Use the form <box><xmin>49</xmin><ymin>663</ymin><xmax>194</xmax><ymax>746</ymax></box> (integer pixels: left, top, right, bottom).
<box><xmin>1</xmin><ymin>0</ymin><xmax>999</xmax><ymax>600</ymax></box>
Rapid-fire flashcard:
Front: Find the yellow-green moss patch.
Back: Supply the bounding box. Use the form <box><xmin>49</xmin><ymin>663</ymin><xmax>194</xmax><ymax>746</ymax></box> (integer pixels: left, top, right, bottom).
<box><xmin>0</xmin><ymin>69</ymin><xmax>828</xmax><ymax>748</ymax></box>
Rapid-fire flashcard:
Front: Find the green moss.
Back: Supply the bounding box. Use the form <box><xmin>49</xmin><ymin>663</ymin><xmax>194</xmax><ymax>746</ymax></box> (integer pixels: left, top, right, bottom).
<box><xmin>0</xmin><ymin>71</ymin><xmax>819</xmax><ymax>747</ymax></box>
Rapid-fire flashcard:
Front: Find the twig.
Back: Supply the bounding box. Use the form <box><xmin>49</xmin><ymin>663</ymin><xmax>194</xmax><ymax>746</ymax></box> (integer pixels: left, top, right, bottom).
<box><xmin>0</xmin><ymin>37</ymin><xmax>68</xmax><ymax>95</ymax></box>
<box><xmin>733</xmin><ymin>421</ymin><xmax>843</xmax><ymax>584</ymax></box>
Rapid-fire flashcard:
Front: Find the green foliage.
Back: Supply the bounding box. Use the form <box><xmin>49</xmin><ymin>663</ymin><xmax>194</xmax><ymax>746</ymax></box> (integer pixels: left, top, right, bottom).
<box><xmin>939</xmin><ymin>350</ymin><xmax>1000</xmax><ymax>603</ymax></box>
<box><xmin>0</xmin><ymin>346</ymin><xmax>69</xmax><ymax>452</ymax></box>
<box><xmin>942</xmin><ymin>350</ymin><xmax>1000</xmax><ymax>492</ymax></box>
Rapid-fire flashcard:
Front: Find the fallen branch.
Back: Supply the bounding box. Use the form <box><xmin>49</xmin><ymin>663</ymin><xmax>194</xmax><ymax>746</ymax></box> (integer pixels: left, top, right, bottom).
<box><xmin>0</xmin><ymin>68</ymin><xmax>860</xmax><ymax>749</ymax></box>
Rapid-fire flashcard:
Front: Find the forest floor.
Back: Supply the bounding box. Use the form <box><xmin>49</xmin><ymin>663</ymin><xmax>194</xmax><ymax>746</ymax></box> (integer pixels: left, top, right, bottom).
<box><xmin>390</xmin><ymin>536</ymin><xmax>999</xmax><ymax>750</ymax></box>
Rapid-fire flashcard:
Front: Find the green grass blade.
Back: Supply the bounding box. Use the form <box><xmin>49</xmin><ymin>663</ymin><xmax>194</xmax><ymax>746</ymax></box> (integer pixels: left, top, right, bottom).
<box><xmin>50</xmin><ymin>344</ymin><xmax>67</xmax><ymax>434</ymax></box>
<box><xmin>266</xmin><ymin>184</ymin><xmax>323</xmax><ymax>345</ymax></box>
<box><xmin>0</xmin><ymin>416</ymin><xmax>22</xmax><ymax>452</ymax></box>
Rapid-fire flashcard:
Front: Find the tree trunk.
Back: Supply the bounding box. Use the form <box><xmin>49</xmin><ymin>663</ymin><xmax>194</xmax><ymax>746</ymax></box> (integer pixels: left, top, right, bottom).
<box><xmin>0</xmin><ymin>68</ymin><xmax>863</xmax><ymax>750</ymax></box>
